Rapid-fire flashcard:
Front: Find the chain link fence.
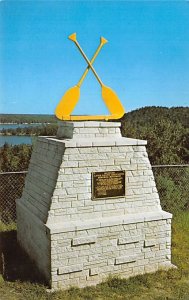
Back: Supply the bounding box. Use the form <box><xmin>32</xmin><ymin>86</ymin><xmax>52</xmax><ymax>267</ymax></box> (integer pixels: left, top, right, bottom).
<box><xmin>152</xmin><ymin>165</ymin><xmax>189</xmax><ymax>214</ymax></box>
<box><xmin>0</xmin><ymin>166</ymin><xmax>189</xmax><ymax>224</ymax></box>
<box><xmin>0</xmin><ymin>171</ymin><xmax>27</xmax><ymax>223</ymax></box>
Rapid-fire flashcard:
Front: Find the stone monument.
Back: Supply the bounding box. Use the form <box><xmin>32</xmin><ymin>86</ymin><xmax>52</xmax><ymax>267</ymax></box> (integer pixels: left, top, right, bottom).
<box><xmin>16</xmin><ymin>34</ymin><xmax>174</xmax><ymax>290</ymax></box>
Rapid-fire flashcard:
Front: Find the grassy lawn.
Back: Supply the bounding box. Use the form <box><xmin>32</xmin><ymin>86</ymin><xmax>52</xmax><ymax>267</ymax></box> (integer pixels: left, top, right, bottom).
<box><xmin>0</xmin><ymin>212</ymin><xmax>189</xmax><ymax>300</ymax></box>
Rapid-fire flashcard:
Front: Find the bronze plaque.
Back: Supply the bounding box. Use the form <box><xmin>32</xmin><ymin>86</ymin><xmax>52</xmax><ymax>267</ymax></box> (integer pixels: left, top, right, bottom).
<box><xmin>92</xmin><ymin>171</ymin><xmax>125</xmax><ymax>199</ymax></box>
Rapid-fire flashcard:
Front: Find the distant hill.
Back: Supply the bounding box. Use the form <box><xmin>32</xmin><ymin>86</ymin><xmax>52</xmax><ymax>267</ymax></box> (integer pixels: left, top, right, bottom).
<box><xmin>0</xmin><ymin>114</ymin><xmax>56</xmax><ymax>124</ymax></box>
<box><xmin>122</xmin><ymin>106</ymin><xmax>189</xmax><ymax>129</ymax></box>
<box><xmin>121</xmin><ymin>106</ymin><xmax>189</xmax><ymax>164</ymax></box>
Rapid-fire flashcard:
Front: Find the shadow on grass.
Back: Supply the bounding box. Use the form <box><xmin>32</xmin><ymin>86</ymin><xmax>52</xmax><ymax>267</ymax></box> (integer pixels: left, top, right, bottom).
<box><xmin>0</xmin><ymin>230</ymin><xmax>46</xmax><ymax>285</ymax></box>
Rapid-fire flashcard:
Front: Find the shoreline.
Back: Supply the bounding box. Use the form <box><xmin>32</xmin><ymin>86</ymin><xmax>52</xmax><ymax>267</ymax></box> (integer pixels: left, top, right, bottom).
<box><xmin>0</xmin><ymin>122</ymin><xmax>50</xmax><ymax>125</ymax></box>
<box><xmin>0</xmin><ymin>133</ymin><xmax>35</xmax><ymax>136</ymax></box>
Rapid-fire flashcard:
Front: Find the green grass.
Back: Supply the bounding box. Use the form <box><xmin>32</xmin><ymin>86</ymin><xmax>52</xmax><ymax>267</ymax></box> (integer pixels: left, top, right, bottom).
<box><xmin>0</xmin><ymin>222</ymin><xmax>17</xmax><ymax>232</ymax></box>
<box><xmin>0</xmin><ymin>212</ymin><xmax>189</xmax><ymax>300</ymax></box>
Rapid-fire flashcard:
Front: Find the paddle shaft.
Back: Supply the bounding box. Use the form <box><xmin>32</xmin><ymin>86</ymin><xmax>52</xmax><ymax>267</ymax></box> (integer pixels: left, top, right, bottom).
<box><xmin>77</xmin><ymin>41</ymin><xmax>105</xmax><ymax>88</ymax></box>
<box><xmin>74</xmin><ymin>40</ymin><xmax>104</xmax><ymax>86</ymax></box>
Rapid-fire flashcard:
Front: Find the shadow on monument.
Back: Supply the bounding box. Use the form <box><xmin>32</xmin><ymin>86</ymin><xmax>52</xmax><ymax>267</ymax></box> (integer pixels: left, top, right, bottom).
<box><xmin>0</xmin><ymin>230</ymin><xmax>46</xmax><ymax>285</ymax></box>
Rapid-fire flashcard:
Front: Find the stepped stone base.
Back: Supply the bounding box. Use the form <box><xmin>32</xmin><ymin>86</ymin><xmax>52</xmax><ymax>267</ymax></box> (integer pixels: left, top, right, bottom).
<box><xmin>17</xmin><ymin>121</ymin><xmax>174</xmax><ymax>289</ymax></box>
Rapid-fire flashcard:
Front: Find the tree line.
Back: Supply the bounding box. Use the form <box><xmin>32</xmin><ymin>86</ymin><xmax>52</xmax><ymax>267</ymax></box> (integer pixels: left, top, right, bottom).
<box><xmin>0</xmin><ymin>144</ymin><xmax>32</xmax><ymax>172</ymax></box>
<box><xmin>0</xmin><ymin>114</ymin><xmax>56</xmax><ymax>124</ymax></box>
<box><xmin>1</xmin><ymin>124</ymin><xmax>58</xmax><ymax>136</ymax></box>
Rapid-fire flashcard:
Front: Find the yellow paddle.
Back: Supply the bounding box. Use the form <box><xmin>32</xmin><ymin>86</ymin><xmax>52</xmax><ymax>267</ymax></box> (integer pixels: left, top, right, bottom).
<box><xmin>69</xmin><ymin>33</ymin><xmax>125</xmax><ymax>120</ymax></box>
<box><xmin>55</xmin><ymin>35</ymin><xmax>107</xmax><ymax>120</ymax></box>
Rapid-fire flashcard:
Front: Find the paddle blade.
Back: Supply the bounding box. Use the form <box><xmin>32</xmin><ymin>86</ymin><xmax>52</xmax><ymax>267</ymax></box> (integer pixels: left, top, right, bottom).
<box><xmin>55</xmin><ymin>86</ymin><xmax>80</xmax><ymax>120</ymax></box>
<box><xmin>101</xmin><ymin>85</ymin><xmax>125</xmax><ymax>118</ymax></box>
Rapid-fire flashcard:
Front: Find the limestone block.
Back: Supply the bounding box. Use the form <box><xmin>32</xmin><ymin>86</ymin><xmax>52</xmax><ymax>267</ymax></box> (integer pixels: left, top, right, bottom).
<box><xmin>58</xmin><ymin>264</ymin><xmax>83</xmax><ymax>275</ymax></box>
<box><xmin>144</xmin><ymin>239</ymin><xmax>156</xmax><ymax>247</ymax></box>
<box><xmin>115</xmin><ymin>255</ymin><xmax>137</xmax><ymax>265</ymax></box>
<box><xmin>89</xmin><ymin>268</ymin><xmax>99</xmax><ymax>276</ymax></box>
<box><xmin>118</xmin><ymin>236</ymin><xmax>141</xmax><ymax>245</ymax></box>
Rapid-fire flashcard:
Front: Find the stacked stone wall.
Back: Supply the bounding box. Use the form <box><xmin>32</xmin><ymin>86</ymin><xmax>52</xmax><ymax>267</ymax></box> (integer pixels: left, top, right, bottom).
<box><xmin>49</xmin><ymin>217</ymin><xmax>171</xmax><ymax>289</ymax></box>
<box><xmin>48</xmin><ymin>144</ymin><xmax>161</xmax><ymax>223</ymax></box>
<box><xmin>19</xmin><ymin>138</ymin><xmax>65</xmax><ymax>222</ymax></box>
<box><xmin>17</xmin><ymin>202</ymin><xmax>51</xmax><ymax>282</ymax></box>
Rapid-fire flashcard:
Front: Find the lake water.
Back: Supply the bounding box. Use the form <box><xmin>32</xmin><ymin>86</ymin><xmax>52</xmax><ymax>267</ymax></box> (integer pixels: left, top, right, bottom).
<box><xmin>0</xmin><ymin>135</ymin><xmax>34</xmax><ymax>146</ymax></box>
<box><xmin>0</xmin><ymin>123</ymin><xmax>42</xmax><ymax>146</ymax></box>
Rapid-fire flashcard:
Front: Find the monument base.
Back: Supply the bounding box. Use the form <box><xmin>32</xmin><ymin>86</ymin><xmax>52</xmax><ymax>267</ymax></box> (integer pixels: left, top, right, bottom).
<box><xmin>17</xmin><ymin>121</ymin><xmax>174</xmax><ymax>289</ymax></box>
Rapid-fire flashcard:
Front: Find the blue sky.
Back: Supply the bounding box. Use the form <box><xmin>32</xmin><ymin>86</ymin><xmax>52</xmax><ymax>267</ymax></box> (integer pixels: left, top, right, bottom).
<box><xmin>0</xmin><ymin>1</ymin><xmax>189</xmax><ymax>116</ymax></box>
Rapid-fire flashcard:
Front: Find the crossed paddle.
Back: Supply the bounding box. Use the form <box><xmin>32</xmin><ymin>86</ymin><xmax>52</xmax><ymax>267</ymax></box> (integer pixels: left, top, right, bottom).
<box><xmin>55</xmin><ymin>33</ymin><xmax>125</xmax><ymax>121</ymax></box>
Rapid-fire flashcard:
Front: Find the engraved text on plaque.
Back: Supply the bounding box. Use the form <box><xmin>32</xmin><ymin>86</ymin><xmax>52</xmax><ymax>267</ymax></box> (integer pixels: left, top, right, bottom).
<box><xmin>92</xmin><ymin>171</ymin><xmax>125</xmax><ymax>199</ymax></box>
